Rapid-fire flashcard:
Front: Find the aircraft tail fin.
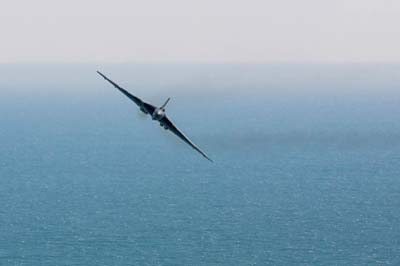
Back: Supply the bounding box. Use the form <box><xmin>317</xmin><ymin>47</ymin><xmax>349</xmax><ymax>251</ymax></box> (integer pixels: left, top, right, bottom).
<box><xmin>160</xmin><ymin>98</ymin><xmax>170</xmax><ymax>109</ymax></box>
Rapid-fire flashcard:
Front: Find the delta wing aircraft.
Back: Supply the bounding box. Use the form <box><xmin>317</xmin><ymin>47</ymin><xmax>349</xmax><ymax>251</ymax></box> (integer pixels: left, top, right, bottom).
<box><xmin>97</xmin><ymin>71</ymin><xmax>213</xmax><ymax>162</ymax></box>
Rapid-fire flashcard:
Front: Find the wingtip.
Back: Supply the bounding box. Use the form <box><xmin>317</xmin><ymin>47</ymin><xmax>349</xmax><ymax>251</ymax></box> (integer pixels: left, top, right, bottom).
<box><xmin>96</xmin><ymin>70</ymin><xmax>105</xmax><ymax>78</ymax></box>
<box><xmin>205</xmin><ymin>155</ymin><xmax>214</xmax><ymax>163</ymax></box>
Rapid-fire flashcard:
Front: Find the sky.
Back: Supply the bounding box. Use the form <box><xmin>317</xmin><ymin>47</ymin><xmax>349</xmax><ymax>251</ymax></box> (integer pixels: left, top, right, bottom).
<box><xmin>1</xmin><ymin>0</ymin><xmax>400</xmax><ymax>63</ymax></box>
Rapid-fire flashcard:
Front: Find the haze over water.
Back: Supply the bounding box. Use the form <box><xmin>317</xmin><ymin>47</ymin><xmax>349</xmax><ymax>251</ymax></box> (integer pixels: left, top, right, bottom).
<box><xmin>1</xmin><ymin>64</ymin><xmax>400</xmax><ymax>265</ymax></box>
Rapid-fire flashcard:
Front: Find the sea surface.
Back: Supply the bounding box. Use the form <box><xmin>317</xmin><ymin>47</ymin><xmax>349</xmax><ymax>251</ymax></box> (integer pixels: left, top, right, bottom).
<box><xmin>1</xmin><ymin>64</ymin><xmax>400</xmax><ymax>265</ymax></box>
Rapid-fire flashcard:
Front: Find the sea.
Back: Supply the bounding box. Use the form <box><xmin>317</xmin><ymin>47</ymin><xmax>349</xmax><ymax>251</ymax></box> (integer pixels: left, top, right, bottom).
<box><xmin>0</xmin><ymin>64</ymin><xmax>399</xmax><ymax>265</ymax></box>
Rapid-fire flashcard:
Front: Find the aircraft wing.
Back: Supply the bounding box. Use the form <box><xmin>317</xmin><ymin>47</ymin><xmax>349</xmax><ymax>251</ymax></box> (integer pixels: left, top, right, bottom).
<box><xmin>97</xmin><ymin>71</ymin><xmax>156</xmax><ymax>115</ymax></box>
<box><xmin>160</xmin><ymin>116</ymin><xmax>213</xmax><ymax>162</ymax></box>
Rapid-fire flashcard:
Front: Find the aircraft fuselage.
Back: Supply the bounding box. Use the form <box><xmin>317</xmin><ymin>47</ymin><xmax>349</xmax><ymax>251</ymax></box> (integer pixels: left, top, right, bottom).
<box><xmin>152</xmin><ymin>108</ymin><xmax>166</xmax><ymax>121</ymax></box>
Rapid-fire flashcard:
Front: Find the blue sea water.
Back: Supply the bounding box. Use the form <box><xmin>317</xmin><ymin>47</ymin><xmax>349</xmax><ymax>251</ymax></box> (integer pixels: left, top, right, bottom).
<box><xmin>1</xmin><ymin>64</ymin><xmax>400</xmax><ymax>265</ymax></box>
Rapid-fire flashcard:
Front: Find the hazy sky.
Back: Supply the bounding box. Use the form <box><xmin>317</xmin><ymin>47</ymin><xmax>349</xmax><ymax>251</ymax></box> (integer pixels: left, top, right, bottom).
<box><xmin>1</xmin><ymin>0</ymin><xmax>400</xmax><ymax>63</ymax></box>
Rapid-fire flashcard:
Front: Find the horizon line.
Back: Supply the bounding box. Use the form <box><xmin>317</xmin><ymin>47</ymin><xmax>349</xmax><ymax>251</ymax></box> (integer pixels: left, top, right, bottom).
<box><xmin>1</xmin><ymin>61</ymin><xmax>400</xmax><ymax>65</ymax></box>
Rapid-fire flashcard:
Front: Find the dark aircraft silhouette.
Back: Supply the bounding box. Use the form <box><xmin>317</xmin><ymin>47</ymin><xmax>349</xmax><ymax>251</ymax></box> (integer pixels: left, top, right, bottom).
<box><xmin>97</xmin><ymin>71</ymin><xmax>213</xmax><ymax>162</ymax></box>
